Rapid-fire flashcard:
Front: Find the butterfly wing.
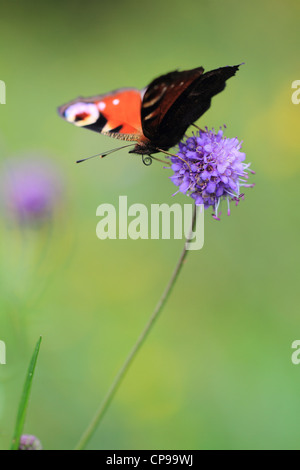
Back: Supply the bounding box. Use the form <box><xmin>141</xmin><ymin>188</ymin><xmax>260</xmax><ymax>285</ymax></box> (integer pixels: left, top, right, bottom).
<box><xmin>58</xmin><ymin>88</ymin><xmax>145</xmax><ymax>142</ymax></box>
<box><xmin>141</xmin><ymin>65</ymin><xmax>240</xmax><ymax>150</ymax></box>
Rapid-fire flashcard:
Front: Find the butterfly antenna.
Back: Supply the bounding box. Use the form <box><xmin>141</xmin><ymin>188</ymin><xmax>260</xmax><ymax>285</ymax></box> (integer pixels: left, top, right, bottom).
<box><xmin>76</xmin><ymin>144</ymin><xmax>135</xmax><ymax>164</ymax></box>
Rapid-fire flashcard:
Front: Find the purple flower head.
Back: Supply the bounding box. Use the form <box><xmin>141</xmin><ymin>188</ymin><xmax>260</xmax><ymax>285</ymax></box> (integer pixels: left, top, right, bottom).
<box><xmin>168</xmin><ymin>128</ymin><xmax>255</xmax><ymax>219</ymax></box>
<box><xmin>0</xmin><ymin>156</ymin><xmax>63</xmax><ymax>224</ymax></box>
<box><xmin>18</xmin><ymin>434</ymin><xmax>43</xmax><ymax>450</ymax></box>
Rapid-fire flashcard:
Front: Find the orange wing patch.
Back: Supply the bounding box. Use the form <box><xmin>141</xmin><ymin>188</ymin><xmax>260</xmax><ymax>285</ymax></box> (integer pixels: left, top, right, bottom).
<box><xmin>95</xmin><ymin>90</ymin><xmax>143</xmax><ymax>135</ymax></box>
<box><xmin>58</xmin><ymin>89</ymin><xmax>145</xmax><ymax>142</ymax></box>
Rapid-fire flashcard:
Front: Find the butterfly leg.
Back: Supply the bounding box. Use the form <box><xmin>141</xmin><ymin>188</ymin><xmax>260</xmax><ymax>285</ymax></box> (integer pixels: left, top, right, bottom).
<box><xmin>150</xmin><ymin>155</ymin><xmax>171</xmax><ymax>165</ymax></box>
<box><xmin>157</xmin><ymin>148</ymin><xmax>191</xmax><ymax>171</ymax></box>
<box><xmin>192</xmin><ymin>123</ymin><xmax>205</xmax><ymax>132</ymax></box>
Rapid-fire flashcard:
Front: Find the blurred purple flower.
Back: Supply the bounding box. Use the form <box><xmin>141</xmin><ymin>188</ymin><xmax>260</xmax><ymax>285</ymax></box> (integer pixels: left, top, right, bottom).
<box><xmin>0</xmin><ymin>156</ymin><xmax>63</xmax><ymax>224</ymax></box>
<box><xmin>18</xmin><ymin>434</ymin><xmax>43</xmax><ymax>450</ymax></box>
<box><xmin>168</xmin><ymin>128</ymin><xmax>255</xmax><ymax>220</ymax></box>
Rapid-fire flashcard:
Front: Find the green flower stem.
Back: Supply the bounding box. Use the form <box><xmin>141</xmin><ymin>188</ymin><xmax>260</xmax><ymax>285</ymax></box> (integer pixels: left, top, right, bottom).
<box><xmin>74</xmin><ymin>205</ymin><xmax>198</xmax><ymax>450</ymax></box>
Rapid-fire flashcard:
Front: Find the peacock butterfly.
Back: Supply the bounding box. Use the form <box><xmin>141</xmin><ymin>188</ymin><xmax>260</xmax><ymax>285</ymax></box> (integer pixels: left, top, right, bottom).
<box><xmin>58</xmin><ymin>65</ymin><xmax>241</xmax><ymax>164</ymax></box>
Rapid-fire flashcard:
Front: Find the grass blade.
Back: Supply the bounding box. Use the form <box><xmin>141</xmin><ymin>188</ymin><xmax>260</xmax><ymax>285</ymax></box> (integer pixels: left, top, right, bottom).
<box><xmin>10</xmin><ymin>336</ymin><xmax>42</xmax><ymax>450</ymax></box>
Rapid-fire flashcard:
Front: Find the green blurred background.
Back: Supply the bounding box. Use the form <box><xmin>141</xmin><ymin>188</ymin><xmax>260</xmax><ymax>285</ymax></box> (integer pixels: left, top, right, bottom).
<box><xmin>0</xmin><ymin>0</ymin><xmax>300</xmax><ymax>450</ymax></box>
